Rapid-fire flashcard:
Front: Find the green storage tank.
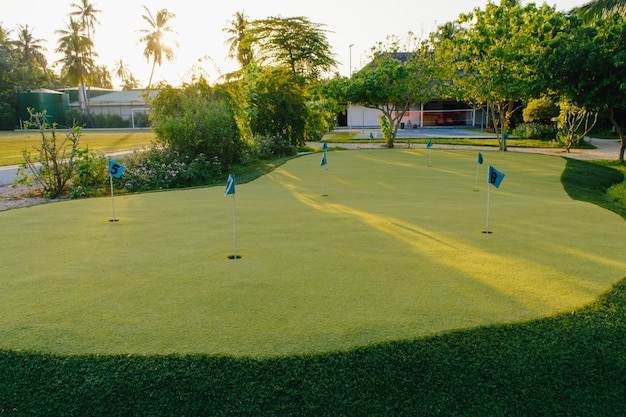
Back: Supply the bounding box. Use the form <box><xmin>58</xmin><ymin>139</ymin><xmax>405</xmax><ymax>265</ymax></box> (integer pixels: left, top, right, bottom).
<box><xmin>17</xmin><ymin>89</ymin><xmax>70</xmax><ymax>126</ymax></box>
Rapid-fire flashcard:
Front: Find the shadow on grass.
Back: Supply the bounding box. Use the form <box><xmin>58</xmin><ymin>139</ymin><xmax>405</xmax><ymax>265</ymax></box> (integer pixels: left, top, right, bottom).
<box><xmin>1</xmin><ymin>158</ymin><xmax>625</xmax><ymax>416</ymax></box>
<box><xmin>561</xmin><ymin>158</ymin><xmax>626</xmax><ymax>220</ymax></box>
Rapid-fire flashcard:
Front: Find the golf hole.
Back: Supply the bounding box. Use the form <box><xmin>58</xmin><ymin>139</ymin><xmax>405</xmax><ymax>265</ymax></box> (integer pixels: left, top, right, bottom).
<box><xmin>482</xmin><ymin>230</ymin><xmax>493</xmax><ymax>234</ymax></box>
<box><xmin>228</xmin><ymin>255</ymin><xmax>242</xmax><ymax>260</ymax></box>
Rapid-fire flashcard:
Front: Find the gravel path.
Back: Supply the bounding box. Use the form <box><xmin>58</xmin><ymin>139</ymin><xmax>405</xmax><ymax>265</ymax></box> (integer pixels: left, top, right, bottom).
<box><xmin>0</xmin><ymin>183</ymin><xmax>59</xmax><ymax>211</ymax></box>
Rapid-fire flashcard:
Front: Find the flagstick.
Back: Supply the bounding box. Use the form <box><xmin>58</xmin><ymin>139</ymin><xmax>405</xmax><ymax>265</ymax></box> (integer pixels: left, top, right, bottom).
<box><xmin>109</xmin><ymin>174</ymin><xmax>118</xmax><ymax>222</ymax></box>
<box><xmin>230</xmin><ymin>194</ymin><xmax>239</xmax><ymax>259</ymax></box>
<box><xmin>484</xmin><ymin>183</ymin><xmax>492</xmax><ymax>234</ymax></box>
<box><xmin>474</xmin><ymin>162</ymin><xmax>480</xmax><ymax>191</ymax></box>
<box><xmin>323</xmin><ymin>166</ymin><xmax>328</xmax><ymax>197</ymax></box>
<box><xmin>428</xmin><ymin>148</ymin><xmax>432</xmax><ymax>167</ymax></box>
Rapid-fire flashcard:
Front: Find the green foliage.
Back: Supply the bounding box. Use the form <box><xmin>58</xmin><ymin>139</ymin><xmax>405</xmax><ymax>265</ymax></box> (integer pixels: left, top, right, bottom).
<box><xmin>445</xmin><ymin>1</ymin><xmax>559</xmax><ymax>149</ymax></box>
<box><xmin>304</xmin><ymin>84</ymin><xmax>341</xmax><ymax>142</ymax></box>
<box><xmin>523</xmin><ymin>96</ymin><xmax>559</xmax><ymax>124</ymax></box>
<box><xmin>511</xmin><ymin>123</ymin><xmax>558</xmax><ymax>140</ymax></box>
<box><xmin>68</xmin><ymin>147</ymin><xmax>108</xmax><ymax>199</ymax></box>
<box><xmin>92</xmin><ymin>113</ymin><xmax>128</xmax><ymax>128</ymax></box>
<box><xmin>0</xmin><ymin>25</ymin><xmax>50</xmax><ymax>130</ymax></box>
<box><xmin>248</xmin><ymin>16</ymin><xmax>337</xmax><ymax>80</ymax></box>
<box><xmin>17</xmin><ymin>109</ymin><xmax>81</xmax><ymax>198</ymax></box>
<box><xmin>335</xmin><ymin>37</ymin><xmax>441</xmax><ymax>147</ymax></box>
<box><xmin>554</xmin><ymin>98</ymin><xmax>599</xmax><ymax>151</ymax></box>
<box><xmin>65</xmin><ymin>110</ymin><xmax>132</xmax><ymax>129</ymax></box>
<box><xmin>378</xmin><ymin>113</ymin><xmax>391</xmax><ymax>142</ymax></box>
<box><xmin>244</xmin><ymin>66</ymin><xmax>308</xmax><ymax>147</ymax></box>
<box><xmin>121</xmin><ymin>145</ymin><xmax>221</xmax><ymax>192</ymax></box>
<box><xmin>541</xmin><ymin>13</ymin><xmax>626</xmax><ymax>160</ymax></box>
<box><xmin>150</xmin><ymin>79</ymin><xmax>242</xmax><ymax>171</ymax></box>
<box><xmin>254</xmin><ymin>133</ymin><xmax>297</xmax><ymax>160</ymax></box>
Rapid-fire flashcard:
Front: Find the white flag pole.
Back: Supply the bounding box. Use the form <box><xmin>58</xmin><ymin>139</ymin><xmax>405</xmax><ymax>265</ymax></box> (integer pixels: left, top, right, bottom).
<box><xmin>484</xmin><ymin>182</ymin><xmax>491</xmax><ymax>234</ymax></box>
<box><xmin>474</xmin><ymin>162</ymin><xmax>480</xmax><ymax>191</ymax></box>
<box><xmin>323</xmin><ymin>165</ymin><xmax>328</xmax><ymax>197</ymax></box>
<box><xmin>231</xmin><ymin>194</ymin><xmax>238</xmax><ymax>259</ymax></box>
<box><xmin>109</xmin><ymin>173</ymin><xmax>117</xmax><ymax>222</ymax></box>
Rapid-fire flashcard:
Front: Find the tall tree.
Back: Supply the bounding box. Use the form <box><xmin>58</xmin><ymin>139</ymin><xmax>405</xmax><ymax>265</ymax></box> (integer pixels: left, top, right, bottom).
<box><xmin>113</xmin><ymin>58</ymin><xmax>140</xmax><ymax>89</ymax></box>
<box><xmin>56</xmin><ymin>17</ymin><xmax>95</xmax><ymax>111</ymax></box>
<box><xmin>542</xmin><ymin>13</ymin><xmax>626</xmax><ymax>161</ymax></box>
<box><xmin>339</xmin><ymin>43</ymin><xmax>440</xmax><ymax>148</ymax></box>
<box><xmin>11</xmin><ymin>25</ymin><xmax>50</xmax><ymax>84</ymax></box>
<box><xmin>446</xmin><ymin>0</ymin><xmax>558</xmax><ymax>150</ymax></box>
<box><xmin>248</xmin><ymin>16</ymin><xmax>336</xmax><ymax>80</ymax></box>
<box><xmin>92</xmin><ymin>64</ymin><xmax>113</xmax><ymax>89</ymax></box>
<box><xmin>139</xmin><ymin>5</ymin><xmax>177</xmax><ymax>89</ymax></box>
<box><xmin>0</xmin><ymin>24</ymin><xmax>50</xmax><ymax>129</ymax></box>
<box><xmin>70</xmin><ymin>0</ymin><xmax>101</xmax><ymax>41</ymax></box>
<box><xmin>576</xmin><ymin>0</ymin><xmax>626</xmax><ymax>22</ymax></box>
<box><xmin>113</xmin><ymin>59</ymin><xmax>131</xmax><ymax>84</ymax></box>
<box><xmin>223</xmin><ymin>10</ymin><xmax>253</xmax><ymax>70</ymax></box>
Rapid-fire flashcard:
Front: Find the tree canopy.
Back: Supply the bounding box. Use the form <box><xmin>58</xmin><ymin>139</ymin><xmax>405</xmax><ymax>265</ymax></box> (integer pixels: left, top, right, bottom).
<box><xmin>248</xmin><ymin>16</ymin><xmax>337</xmax><ymax>80</ymax></box>
<box><xmin>439</xmin><ymin>0</ymin><xmax>559</xmax><ymax>150</ymax></box>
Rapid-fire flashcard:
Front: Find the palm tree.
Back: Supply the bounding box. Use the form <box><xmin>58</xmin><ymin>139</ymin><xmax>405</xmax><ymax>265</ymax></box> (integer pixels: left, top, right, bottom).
<box><xmin>71</xmin><ymin>0</ymin><xmax>101</xmax><ymax>116</ymax></box>
<box><xmin>113</xmin><ymin>59</ymin><xmax>141</xmax><ymax>90</ymax></box>
<box><xmin>113</xmin><ymin>58</ymin><xmax>130</xmax><ymax>82</ymax></box>
<box><xmin>56</xmin><ymin>17</ymin><xmax>95</xmax><ymax>111</ymax></box>
<box><xmin>222</xmin><ymin>10</ymin><xmax>254</xmax><ymax>69</ymax></box>
<box><xmin>138</xmin><ymin>5</ymin><xmax>177</xmax><ymax>89</ymax></box>
<box><xmin>92</xmin><ymin>65</ymin><xmax>113</xmax><ymax>88</ymax></box>
<box><xmin>576</xmin><ymin>0</ymin><xmax>626</xmax><ymax>22</ymax></box>
<box><xmin>70</xmin><ymin>0</ymin><xmax>101</xmax><ymax>40</ymax></box>
<box><xmin>12</xmin><ymin>24</ymin><xmax>51</xmax><ymax>84</ymax></box>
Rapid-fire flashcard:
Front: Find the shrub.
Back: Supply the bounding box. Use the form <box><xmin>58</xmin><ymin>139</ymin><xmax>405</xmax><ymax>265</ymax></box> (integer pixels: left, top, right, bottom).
<box><xmin>121</xmin><ymin>145</ymin><xmax>221</xmax><ymax>192</ymax></box>
<box><xmin>523</xmin><ymin>96</ymin><xmax>559</xmax><ymax>124</ymax></box>
<box><xmin>18</xmin><ymin>109</ymin><xmax>81</xmax><ymax>198</ymax></box>
<box><xmin>92</xmin><ymin>113</ymin><xmax>129</xmax><ymax>128</ymax></box>
<box><xmin>255</xmin><ymin>134</ymin><xmax>297</xmax><ymax>160</ymax></box>
<box><xmin>150</xmin><ymin>80</ymin><xmax>242</xmax><ymax>173</ymax></box>
<box><xmin>68</xmin><ymin>148</ymin><xmax>108</xmax><ymax>199</ymax></box>
<box><xmin>511</xmin><ymin>123</ymin><xmax>558</xmax><ymax>140</ymax></box>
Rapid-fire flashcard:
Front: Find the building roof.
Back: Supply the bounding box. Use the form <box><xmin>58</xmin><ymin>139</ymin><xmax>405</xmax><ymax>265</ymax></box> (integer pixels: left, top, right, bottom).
<box><xmin>88</xmin><ymin>89</ymin><xmax>149</xmax><ymax>103</ymax></box>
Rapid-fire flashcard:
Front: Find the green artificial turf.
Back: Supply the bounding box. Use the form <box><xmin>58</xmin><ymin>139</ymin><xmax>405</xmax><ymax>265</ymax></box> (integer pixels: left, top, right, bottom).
<box><xmin>1</xmin><ymin>149</ymin><xmax>625</xmax><ymax>358</ymax></box>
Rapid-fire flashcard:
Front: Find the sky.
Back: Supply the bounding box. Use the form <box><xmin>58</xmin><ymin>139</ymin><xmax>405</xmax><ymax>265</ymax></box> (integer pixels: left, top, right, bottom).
<box><xmin>3</xmin><ymin>0</ymin><xmax>586</xmax><ymax>88</ymax></box>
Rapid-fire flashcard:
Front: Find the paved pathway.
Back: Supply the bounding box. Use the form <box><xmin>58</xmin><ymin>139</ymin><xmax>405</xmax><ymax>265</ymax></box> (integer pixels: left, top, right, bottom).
<box><xmin>0</xmin><ymin>131</ymin><xmax>622</xmax><ymax>186</ymax></box>
<box><xmin>316</xmin><ymin>128</ymin><xmax>623</xmax><ymax>161</ymax></box>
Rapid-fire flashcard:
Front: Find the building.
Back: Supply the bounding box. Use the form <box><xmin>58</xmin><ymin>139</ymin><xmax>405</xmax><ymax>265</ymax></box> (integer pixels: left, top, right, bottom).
<box><xmin>17</xmin><ymin>88</ymin><xmax>153</xmax><ymax>129</ymax></box>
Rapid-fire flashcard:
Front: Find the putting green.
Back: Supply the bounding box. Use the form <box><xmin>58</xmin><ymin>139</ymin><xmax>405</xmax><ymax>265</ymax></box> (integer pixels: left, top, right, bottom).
<box><xmin>1</xmin><ymin>149</ymin><xmax>624</xmax><ymax>357</ymax></box>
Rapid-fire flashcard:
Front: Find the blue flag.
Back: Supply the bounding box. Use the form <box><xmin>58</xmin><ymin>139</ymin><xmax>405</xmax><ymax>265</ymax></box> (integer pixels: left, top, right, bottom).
<box><xmin>322</xmin><ymin>141</ymin><xmax>328</xmax><ymax>152</ymax></box>
<box><xmin>488</xmin><ymin>166</ymin><xmax>505</xmax><ymax>188</ymax></box>
<box><xmin>108</xmin><ymin>160</ymin><xmax>125</xmax><ymax>179</ymax></box>
<box><xmin>224</xmin><ymin>174</ymin><xmax>235</xmax><ymax>196</ymax></box>
<box><xmin>320</xmin><ymin>153</ymin><xmax>327</xmax><ymax>167</ymax></box>
<box><xmin>478</xmin><ymin>152</ymin><xmax>484</xmax><ymax>165</ymax></box>
<box><xmin>369</xmin><ymin>132</ymin><xmax>374</xmax><ymax>140</ymax></box>
<box><xmin>426</xmin><ymin>139</ymin><xmax>433</xmax><ymax>149</ymax></box>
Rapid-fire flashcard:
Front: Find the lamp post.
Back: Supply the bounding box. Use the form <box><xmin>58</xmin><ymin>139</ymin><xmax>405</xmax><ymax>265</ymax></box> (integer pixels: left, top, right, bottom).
<box><xmin>349</xmin><ymin>44</ymin><xmax>354</xmax><ymax>136</ymax></box>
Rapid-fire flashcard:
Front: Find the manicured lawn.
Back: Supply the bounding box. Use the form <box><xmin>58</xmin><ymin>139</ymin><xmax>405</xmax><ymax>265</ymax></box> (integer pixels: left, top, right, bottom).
<box><xmin>0</xmin><ymin>149</ymin><xmax>625</xmax><ymax>415</ymax></box>
<box><xmin>0</xmin><ymin>130</ymin><xmax>155</xmax><ymax>166</ymax></box>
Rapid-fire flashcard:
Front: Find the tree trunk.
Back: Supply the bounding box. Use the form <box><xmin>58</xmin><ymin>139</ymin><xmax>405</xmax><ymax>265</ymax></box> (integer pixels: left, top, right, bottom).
<box><xmin>607</xmin><ymin>106</ymin><xmax>625</xmax><ymax>162</ymax></box>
